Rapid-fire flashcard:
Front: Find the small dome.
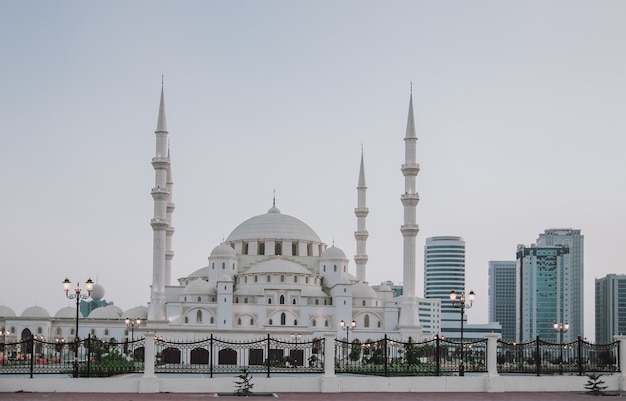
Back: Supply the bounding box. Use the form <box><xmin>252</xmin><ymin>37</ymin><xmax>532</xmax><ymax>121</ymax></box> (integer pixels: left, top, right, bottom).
<box><xmin>184</xmin><ymin>266</ymin><xmax>208</xmax><ymax>280</ymax></box>
<box><xmin>378</xmin><ymin>283</ymin><xmax>392</xmax><ymax>291</ymax></box>
<box><xmin>352</xmin><ymin>282</ymin><xmax>378</xmax><ymax>299</ymax></box>
<box><xmin>0</xmin><ymin>305</ymin><xmax>16</xmax><ymax>317</ymax></box>
<box><xmin>21</xmin><ymin>306</ymin><xmax>50</xmax><ymax>318</ymax></box>
<box><xmin>218</xmin><ymin>273</ymin><xmax>233</xmax><ymax>282</ymax></box>
<box><xmin>210</xmin><ymin>242</ymin><xmax>237</xmax><ymax>258</ymax></box>
<box><xmin>90</xmin><ymin>283</ymin><xmax>105</xmax><ymax>300</ymax></box>
<box><xmin>88</xmin><ymin>306</ymin><xmax>122</xmax><ymax>319</ymax></box>
<box><xmin>246</xmin><ymin>259</ymin><xmax>310</xmax><ymax>275</ymax></box>
<box><xmin>183</xmin><ymin>278</ymin><xmax>216</xmax><ymax>295</ymax></box>
<box><xmin>102</xmin><ymin>305</ymin><xmax>123</xmax><ymax>317</ymax></box>
<box><xmin>123</xmin><ymin>306</ymin><xmax>148</xmax><ymax>320</ymax></box>
<box><xmin>55</xmin><ymin>306</ymin><xmax>81</xmax><ymax>318</ymax></box>
<box><xmin>321</xmin><ymin>245</ymin><xmax>346</xmax><ymax>260</ymax></box>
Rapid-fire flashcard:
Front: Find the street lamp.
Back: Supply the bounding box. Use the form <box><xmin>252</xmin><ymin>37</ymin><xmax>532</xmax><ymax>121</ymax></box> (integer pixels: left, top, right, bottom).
<box><xmin>449</xmin><ymin>289</ymin><xmax>475</xmax><ymax>376</ymax></box>
<box><xmin>553</xmin><ymin>321</ymin><xmax>569</xmax><ymax>375</ymax></box>
<box><xmin>125</xmin><ymin>318</ymin><xmax>142</xmax><ymax>343</ymax></box>
<box><xmin>340</xmin><ymin>320</ymin><xmax>356</xmax><ymax>343</ymax></box>
<box><xmin>63</xmin><ymin>277</ymin><xmax>93</xmax><ymax>377</ymax></box>
<box><xmin>1</xmin><ymin>328</ymin><xmax>10</xmax><ymax>367</ymax></box>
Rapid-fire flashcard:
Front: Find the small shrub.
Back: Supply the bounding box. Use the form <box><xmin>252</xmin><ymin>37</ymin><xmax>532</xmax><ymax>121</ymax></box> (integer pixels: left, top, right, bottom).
<box><xmin>584</xmin><ymin>373</ymin><xmax>608</xmax><ymax>396</ymax></box>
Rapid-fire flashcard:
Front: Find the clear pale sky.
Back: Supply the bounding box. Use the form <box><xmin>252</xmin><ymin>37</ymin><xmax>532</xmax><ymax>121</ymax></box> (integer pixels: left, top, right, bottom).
<box><xmin>1</xmin><ymin>1</ymin><xmax>625</xmax><ymax>341</ymax></box>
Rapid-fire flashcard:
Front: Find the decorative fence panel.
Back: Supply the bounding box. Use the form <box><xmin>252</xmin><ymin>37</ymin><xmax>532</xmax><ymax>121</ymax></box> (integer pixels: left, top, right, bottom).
<box><xmin>154</xmin><ymin>334</ymin><xmax>324</xmax><ymax>377</ymax></box>
<box><xmin>0</xmin><ymin>336</ymin><xmax>144</xmax><ymax>377</ymax></box>
<box><xmin>334</xmin><ymin>335</ymin><xmax>487</xmax><ymax>376</ymax></box>
<box><xmin>497</xmin><ymin>337</ymin><xmax>620</xmax><ymax>375</ymax></box>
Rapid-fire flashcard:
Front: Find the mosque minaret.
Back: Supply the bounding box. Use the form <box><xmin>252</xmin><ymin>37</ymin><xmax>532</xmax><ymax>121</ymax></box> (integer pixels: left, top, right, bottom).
<box><xmin>398</xmin><ymin>89</ymin><xmax>423</xmax><ymax>334</ymax></box>
<box><xmin>148</xmin><ymin>83</ymin><xmax>172</xmax><ymax>322</ymax></box>
<box><xmin>354</xmin><ymin>148</ymin><xmax>369</xmax><ymax>283</ymax></box>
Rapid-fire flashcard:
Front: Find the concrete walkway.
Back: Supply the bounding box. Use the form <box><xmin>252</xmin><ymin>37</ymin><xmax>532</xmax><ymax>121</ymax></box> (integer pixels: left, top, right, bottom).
<box><xmin>0</xmin><ymin>392</ymin><xmax>624</xmax><ymax>401</ymax></box>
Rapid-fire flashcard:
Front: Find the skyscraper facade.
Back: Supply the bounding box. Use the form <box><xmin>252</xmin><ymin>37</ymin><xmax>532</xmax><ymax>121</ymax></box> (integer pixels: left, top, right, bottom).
<box><xmin>488</xmin><ymin>260</ymin><xmax>517</xmax><ymax>342</ymax></box>
<box><xmin>424</xmin><ymin>236</ymin><xmax>466</xmax><ymax>332</ymax></box>
<box><xmin>536</xmin><ymin>229</ymin><xmax>584</xmax><ymax>339</ymax></box>
<box><xmin>595</xmin><ymin>274</ymin><xmax>626</xmax><ymax>344</ymax></box>
<box><xmin>516</xmin><ymin>245</ymin><xmax>570</xmax><ymax>342</ymax></box>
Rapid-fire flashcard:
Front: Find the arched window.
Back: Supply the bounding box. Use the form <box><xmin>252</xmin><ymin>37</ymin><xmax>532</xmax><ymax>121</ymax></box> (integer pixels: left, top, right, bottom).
<box><xmin>294</xmin><ymin>276</ymin><xmax>298</xmax><ymax>283</ymax></box>
<box><xmin>267</xmin><ymin>275</ymin><xmax>271</xmax><ymax>282</ymax></box>
<box><xmin>243</xmin><ymin>243</ymin><xmax>249</xmax><ymax>254</ymax></box>
<box><xmin>196</xmin><ymin>310</ymin><xmax>203</xmax><ymax>324</ymax></box>
<box><xmin>292</xmin><ymin>298</ymin><xmax>296</xmax><ymax>305</ymax></box>
<box><xmin>184</xmin><ymin>316</ymin><xmax>189</xmax><ymax>323</ymax></box>
<box><xmin>377</xmin><ymin>321</ymin><xmax>381</xmax><ymax>328</ymax></box>
<box><xmin>315</xmin><ymin>299</ymin><xmax>319</xmax><ymax>305</ymax></box>
<box><xmin>259</xmin><ymin>242</ymin><xmax>265</xmax><ymax>255</ymax></box>
<box><xmin>334</xmin><ymin>265</ymin><xmax>337</xmax><ymax>272</ymax></box>
<box><xmin>279</xmin><ymin>295</ymin><xmax>285</xmax><ymax>304</ymax></box>
<box><xmin>294</xmin><ymin>320</ymin><xmax>297</xmax><ymax>325</ymax></box>
<box><xmin>324</xmin><ymin>320</ymin><xmax>329</xmax><ymax>327</ymax></box>
<box><xmin>238</xmin><ymin>318</ymin><xmax>242</xmax><ymax>325</ymax></box>
<box><xmin>344</xmin><ymin>266</ymin><xmax>346</xmax><ymax>272</ymax></box>
<box><xmin>198</xmin><ymin>296</ymin><xmax>202</xmax><ymax>302</ymax></box>
<box><xmin>210</xmin><ymin>317</ymin><xmax>214</xmax><ymax>324</ymax></box>
<box><xmin>305</xmin><ymin>277</ymin><xmax>309</xmax><ymax>284</ymax></box>
<box><xmin>280</xmin><ymin>275</ymin><xmax>285</xmax><ymax>282</ymax></box>
<box><xmin>37</xmin><ymin>327</ymin><xmax>42</xmax><ymax>334</ymax></box>
<box><xmin>323</xmin><ymin>265</ymin><xmax>326</xmax><ymax>272</ymax></box>
<box><xmin>275</xmin><ymin>243</ymin><xmax>282</xmax><ymax>255</ymax></box>
<box><xmin>292</xmin><ymin>243</ymin><xmax>297</xmax><ymax>255</ymax></box>
<box><xmin>280</xmin><ymin>313</ymin><xmax>286</xmax><ymax>325</ymax></box>
<box><xmin>269</xmin><ymin>319</ymin><xmax>273</xmax><ymax>325</ymax></box>
<box><xmin>312</xmin><ymin>320</ymin><xmax>317</xmax><ymax>327</ymax></box>
<box><xmin>56</xmin><ymin>328</ymin><xmax>62</xmax><ymax>335</ymax></box>
<box><xmin>268</xmin><ymin>298</ymin><xmax>272</xmax><ymax>304</ymax></box>
<box><xmin>250</xmin><ymin>318</ymin><xmax>254</xmax><ymax>325</ymax></box>
<box><xmin>362</xmin><ymin>300</ymin><xmax>366</xmax><ymax>306</ymax></box>
<box><xmin>324</xmin><ymin>299</ymin><xmax>328</xmax><ymax>305</ymax></box>
<box><xmin>245</xmin><ymin>276</ymin><xmax>248</xmax><ymax>283</ymax></box>
<box><xmin>364</xmin><ymin>314</ymin><xmax>370</xmax><ymax>328</ymax></box>
<box><xmin>222</xmin><ymin>262</ymin><xmax>225</xmax><ymax>270</ymax></box>
<box><xmin>104</xmin><ymin>329</ymin><xmax>109</xmax><ymax>336</ymax></box>
<box><xmin>254</xmin><ymin>275</ymin><xmax>258</xmax><ymax>283</ymax></box>
<box><xmin>212</xmin><ymin>263</ymin><xmax>215</xmax><ymax>270</ymax></box>
<box><xmin>244</xmin><ymin>297</ymin><xmax>248</xmax><ymax>303</ymax></box>
<box><xmin>71</xmin><ymin>329</ymin><xmax>75</xmax><ymax>335</ymax></box>
<box><xmin>232</xmin><ymin>263</ymin><xmax>235</xmax><ymax>270</ymax></box>
<box><xmin>90</xmin><ymin>329</ymin><xmax>96</xmax><ymax>335</ymax></box>
<box><xmin>235</xmin><ymin>298</ymin><xmax>239</xmax><ymax>303</ymax></box>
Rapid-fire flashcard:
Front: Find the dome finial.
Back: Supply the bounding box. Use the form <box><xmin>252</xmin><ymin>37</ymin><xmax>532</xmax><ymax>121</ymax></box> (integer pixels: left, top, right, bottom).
<box><xmin>273</xmin><ymin>188</ymin><xmax>276</xmax><ymax>207</ymax></box>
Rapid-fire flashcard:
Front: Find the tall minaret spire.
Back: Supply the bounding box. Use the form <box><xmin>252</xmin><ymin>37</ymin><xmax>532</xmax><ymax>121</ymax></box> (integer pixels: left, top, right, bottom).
<box><xmin>398</xmin><ymin>87</ymin><xmax>423</xmax><ymax>334</ymax></box>
<box><xmin>165</xmin><ymin>146</ymin><xmax>175</xmax><ymax>288</ymax></box>
<box><xmin>148</xmin><ymin>81</ymin><xmax>171</xmax><ymax>321</ymax></box>
<box><xmin>354</xmin><ymin>145</ymin><xmax>369</xmax><ymax>282</ymax></box>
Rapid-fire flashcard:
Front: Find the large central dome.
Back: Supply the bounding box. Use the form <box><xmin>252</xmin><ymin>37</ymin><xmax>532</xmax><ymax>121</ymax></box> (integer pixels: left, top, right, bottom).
<box><xmin>226</xmin><ymin>205</ymin><xmax>321</xmax><ymax>243</ymax></box>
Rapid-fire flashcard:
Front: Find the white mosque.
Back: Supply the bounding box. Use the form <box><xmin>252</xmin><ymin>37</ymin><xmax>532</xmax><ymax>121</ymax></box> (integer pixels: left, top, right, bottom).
<box><xmin>0</xmin><ymin>87</ymin><xmax>440</xmax><ymax>345</ymax></box>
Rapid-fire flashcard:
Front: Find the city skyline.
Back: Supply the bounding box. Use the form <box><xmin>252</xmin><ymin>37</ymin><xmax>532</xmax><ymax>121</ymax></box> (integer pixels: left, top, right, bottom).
<box><xmin>2</xmin><ymin>1</ymin><xmax>626</xmax><ymax>340</ymax></box>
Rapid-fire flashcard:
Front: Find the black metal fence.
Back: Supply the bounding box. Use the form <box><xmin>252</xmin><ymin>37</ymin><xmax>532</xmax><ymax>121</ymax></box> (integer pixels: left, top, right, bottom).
<box><xmin>497</xmin><ymin>337</ymin><xmax>620</xmax><ymax>375</ymax></box>
<box><xmin>335</xmin><ymin>335</ymin><xmax>487</xmax><ymax>376</ymax></box>
<box><xmin>0</xmin><ymin>335</ymin><xmax>144</xmax><ymax>377</ymax></box>
<box><xmin>155</xmin><ymin>334</ymin><xmax>324</xmax><ymax>377</ymax></box>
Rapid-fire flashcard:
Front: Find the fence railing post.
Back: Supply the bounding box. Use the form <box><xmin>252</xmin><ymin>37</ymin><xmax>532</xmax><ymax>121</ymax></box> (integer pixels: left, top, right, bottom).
<box><xmin>266</xmin><ymin>333</ymin><xmax>271</xmax><ymax>378</ymax></box>
<box><xmin>142</xmin><ymin>332</ymin><xmax>156</xmax><ymax>378</ymax></box>
<box><xmin>435</xmin><ymin>335</ymin><xmax>440</xmax><ymax>376</ymax></box>
<box><xmin>323</xmin><ymin>333</ymin><xmax>335</xmax><ymax>377</ymax></box>
<box><xmin>383</xmin><ymin>335</ymin><xmax>388</xmax><ymax>377</ymax></box>
<box><xmin>86</xmin><ymin>335</ymin><xmax>92</xmax><ymax>378</ymax></box>
<box><xmin>535</xmin><ymin>336</ymin><xmax>541</xmax><ymax>376</ymax></box>
<box><xmin>577</xmin><ymin>336</ymin><xmax>583</xmax><ymax>376</ymax></box>
<box><xmin>209</xmin><ymin>333</ymin><xmax>214</xmax><ymax>379</ymax></box>
<box><xmin>29</xmin><ymin>335</ymin><xmax>34</xmax><ymax>379</ymax></box>
<box><xmin>485</xmin><ymin>333</ymin><xmax>499</xmax><ymax>376</ymax></box>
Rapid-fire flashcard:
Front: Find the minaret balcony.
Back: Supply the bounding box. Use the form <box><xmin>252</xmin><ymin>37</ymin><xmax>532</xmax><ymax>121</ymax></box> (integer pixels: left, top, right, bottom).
<box><xmin>151</xmin><ymin>187</ymin><xmax>170</xmax><ymax>200</ymax></box>
<box><xmin>400</xmin><ymin>224</ymin><xmax>420</xmax><ymax>236</ymax></box>
<box><xmin>400</xmin><ymin>193</ymin><xmax>420</xmax><ymax>206</ymax></box>
<box><xmin>401</xmin><ymin>163</ymin><xmax>420</xmax><ymax>176</ymax></box>
<box><xmin>150</xmin><ymin>218</ymin><xmax>169</xmax><ymax>229</ymax></box>
<box><xmin>354</xmin><ymin>231</ymin><xmax>369</xmax><ymax>240</ymax></box>
<box><xmin>152</xmin><ymin>157</ymin><xmax>170</xmax><ymax>169</ymax></box>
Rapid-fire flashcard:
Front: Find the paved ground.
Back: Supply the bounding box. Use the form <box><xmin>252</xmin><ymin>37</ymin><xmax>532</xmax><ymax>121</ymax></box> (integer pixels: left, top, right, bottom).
<box><xmin>0</xmin><ymin>392</ymin><xmax>624</xmax><ymax>401</ymax></box>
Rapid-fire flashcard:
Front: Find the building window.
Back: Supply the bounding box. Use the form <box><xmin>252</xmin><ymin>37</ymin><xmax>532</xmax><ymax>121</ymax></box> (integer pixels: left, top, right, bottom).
<box><xmin>197</xmin><ymin>310</ymin><xmax>202</xmax><ymax>324</ymax></box>
<box><xmin>212</xmin><ymin>263</ymin><xmax>214</xmax><ymax>270</ymax></box>
<box><xmin>362</xmin><ymin>300</ymin><xmax>366</xmax><ymax>306</ymax></box>
<box><xmin>267</xmin><ymin>275</ymin><xmax>270</xmax><ymax>283</ymax></box>
<box><xmin>244</xmin><ymin>297</ymin><xmax>248</xmax><ymax>303</ymax></box>
<box><xmin>268</xmin><ymin>298</ymin><xmax>272</xmax><ymax>304</ymax></box>
<box><xmin>364</xmin><ymin>314</ymin><xmax>370</xmax><ymax>328</ymax></box>
<box><xmin>334</xmin><ymin>265</ymin><xmax>337</xmax><ymax>272</ymax></box>
<box><xmin>280</xmin><ymin>313</ymin><xmax>286</xmax><ymax>325</ymax></box>
<box><xmin>305</xmin><ymin>277</ymin><xmax>309</xmax><ymax>284</ymax></box>
<box><xmin>294</xmin><ymin>276</ymin><xmax>298</xmax><ymax>283</ymax></box>
<box><xmin>245</xmin><ymin>276</ymin><xmax>248</xmax><ymax>283</ymax></box>
<box><xmin>307</xmin><ymin>244</ymin><xmax>312</xmax><ymax>256</ymax></box>
<box><xmin>210</xmin><ymin>317</ymin><xmax>214</xmax><ymax>324</ymax></box>
<box><xmin>377</xmin><ymin>321</ymin><xmax>381</xmax><ymax>328</ymax></box>
<box><xmin>37</xmin><ymin>327</ymin><xmax>43</xmax><ymax>334</ymax></box>
<box><xmin>280</xmin><ymin>275</ymin><xmax>285</xmax><ymax>282</ymax></box>
<box><xmin>198</xmin><ymin>296</ymin><xmax>202</xmax><ymax>302</ymax></box>
<box><xmin>323</xmin><ymin>265</ymin><xmax>326</xmax><ymax>272</ymax></box>
<box><xmin>250</xmin><ymin>318</ymin><xmax>254</xmax><ymax>325</ymax></box>
<box><xmin>90</xmin><ymin>329</ymin><xmax>96</xmax><ymax>335</ymax></box>
<box><xmin>184</xmin><ymin>316</ymin><xmax>189</xmax><ymax>323</ymax></box>
<box><xmin>275</xmin><ymin>243</ymin><xmax>282</xmax><ymax>255</ymax></box>
<box><xmin>222</xmin><ymin>262</ymin><xmax>225</xmax><ymax>270</ymax></box>
<box><xmin>294</xmin><ymin>320</ymin><xmax>298</xmax><ymax>325</ymax></box>
<box><xmin>232</xmin><ymin>263</ymin><xmax>235</xmax><ymax>270</ymax></box>
<box><xmin>313</xmin><ymin>320</ymin><xmax>317</xmax><ymax>327</ymax></box>
<box><xmin>315</xmin><ymin>299</ymin><xmax>319</xmax><ymax>305</ymax></box>
<box><xmin>292</xmin><ymin>298</ymin><xmax>296</xmax><ymax>305</ymax></box>
<box><xmin>238</xmin><ymin>318</ymin><xmax>242</xmax><ymax>325</ymax></box>
<box><xmin>325</xmin><ymin>320</ymin><xmax>329</xmax><ymax>327</ymax></box>
<box><xmin>71</xmin><ymin>329</ymin><xmax>75</xmax><ymax>335</ymax></box>
<box><xmin>269</xmin><ymin>319</ymin><xmax>273</xmax><ymax>325</ymax></box>
<box><xmin>292</xmin><ymin>243</ymin><xmax>297</xmax><ymax>255</ymax></box>
<box><xmin>243</xmin><ymin>242</ymin><xmax>249</xmax><ymax>255</ymax></box>
<box><xmin>280</xmin><ymin>295</ymin><xmax>285</xmax><ymax>304</ymax></box>
<box><xmin>104</xmin><ymin>329</ymin><xmax>109</xmax><ymax>336</ymax></box>
<box><xmin>255</xmin><ymin>276</ymin><xmax>258</xmax><ymax>283</ymax></box>
<box><xmin>259</xmin><ymin>242</ymin><xmax>265</xmax><ymax>255</ymax></box>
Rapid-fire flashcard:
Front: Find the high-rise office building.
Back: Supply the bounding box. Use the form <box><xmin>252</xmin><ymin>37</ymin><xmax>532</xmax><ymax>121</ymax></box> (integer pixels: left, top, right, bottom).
<box><xmin>516</xmin><ymin>245</ymin><xmax>570</xmax><ymax>342</ymax></box>
<box><xmin>536</xmin><ymin>229</ymin><xmax>584</xmax><ymax>339</ymax></box>
<box><xmin>488</xmin><ymin>261</ymin><xmax>517</xmax><ymax>341</ymax></box>
<box><xmin>595</xmin><ymin>274</ymin><xmax>626</xmax><ymax>344</ymax></box>
<box><xmin>425</xmin><ymin>236</ymin><xmax>466</xmax><ymax>328</ymax></box>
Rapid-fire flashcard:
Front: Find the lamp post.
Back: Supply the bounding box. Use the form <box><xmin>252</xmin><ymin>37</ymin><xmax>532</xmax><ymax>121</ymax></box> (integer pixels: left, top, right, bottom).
<box><xmin>1</xmin><ymin>329</ymin><xmax>10</xmax><ymax>367</ymax></box>
<box><xmin>449</xmin><ymin>289</ymin><xmax>475</xmax><ymax>376</ymax></box>
<box><xmin>553</xmin><ymin>321</ymin><xmax>569</xmax><ymax>375</ymax></box>
<box><xmin>340</xmin><ymin>320</ymin><xmax>356</xmax><ymax>365</ymax></box>
<box><xmin>63</xmin><ymin>277</ymin><xmax>93</xmax><ymax>377</ymax></box>
<box><xmin>125</xmin><ymin>318</ymin><xmax>142</xmax><ymax>343</ymax></box>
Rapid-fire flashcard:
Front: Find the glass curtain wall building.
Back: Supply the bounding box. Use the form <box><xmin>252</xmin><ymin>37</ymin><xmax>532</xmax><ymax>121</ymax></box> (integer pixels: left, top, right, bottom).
<box><xmin>488</xmin><ymin>261</ymin><xmax>517</xmax><ymax>342</ymax></box>
<box><xmin>424</xmin><ymin>236</ymin><xmax>466</xmax><ymax>336</ymax></box>
<box><xmin>595</xmin><ymin>274</ymin><xmax>626</xmax><ymax>344</ymax></box>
